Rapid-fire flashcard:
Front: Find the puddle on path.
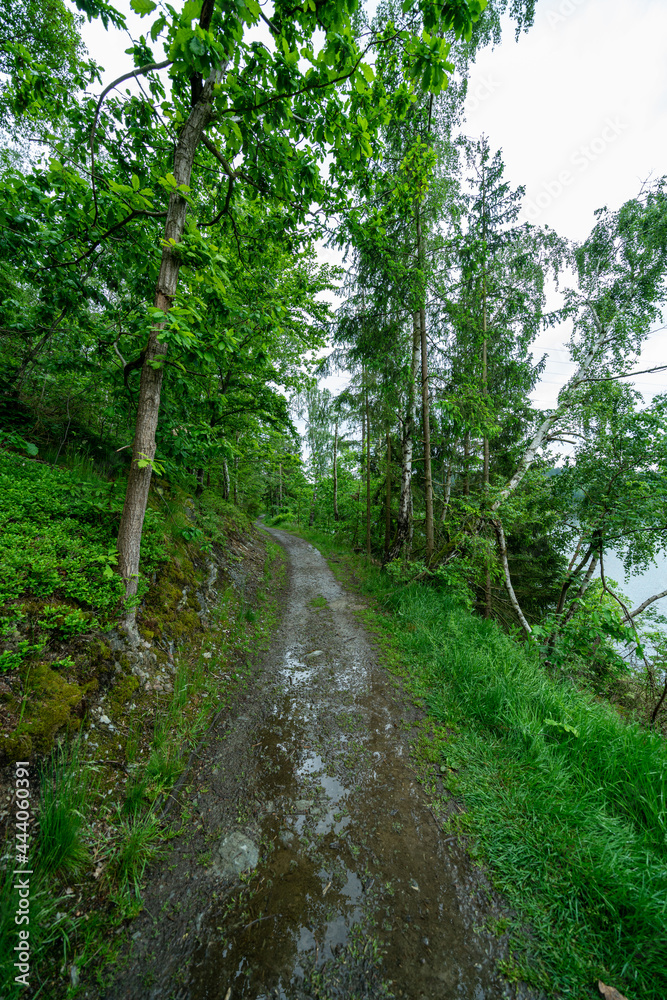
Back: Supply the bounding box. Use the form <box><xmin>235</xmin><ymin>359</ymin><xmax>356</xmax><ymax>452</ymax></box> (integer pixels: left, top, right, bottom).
<box><xmin>186</xmin><ymin>531</ymin><xmax>521</xmax><ymax>1000</ymax></box>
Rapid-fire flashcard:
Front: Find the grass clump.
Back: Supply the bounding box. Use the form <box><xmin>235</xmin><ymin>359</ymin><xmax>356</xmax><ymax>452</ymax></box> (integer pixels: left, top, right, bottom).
<box><xmin>107</xmin><ymin>811</ymin><xmax>163</xmax><ymax>901</ymax></box>
<box><xmin>37</xmin><ymin>739</ymin><xmax>96</xmax><ymax>878</ymax></box>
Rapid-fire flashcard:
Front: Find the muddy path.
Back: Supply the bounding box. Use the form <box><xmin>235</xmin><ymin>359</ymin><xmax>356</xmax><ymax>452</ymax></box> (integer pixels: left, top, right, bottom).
<box><xmin>99</xmin><ymin>529</ymin><xmax>532</xmax><ymax>1000</ymax></box>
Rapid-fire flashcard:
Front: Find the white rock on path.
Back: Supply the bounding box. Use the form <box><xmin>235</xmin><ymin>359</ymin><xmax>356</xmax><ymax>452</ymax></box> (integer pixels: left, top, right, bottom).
<box><xmin>216</xmin><ymin>831</ymin><xmax>259</xmax><ymax>878</ymax></box>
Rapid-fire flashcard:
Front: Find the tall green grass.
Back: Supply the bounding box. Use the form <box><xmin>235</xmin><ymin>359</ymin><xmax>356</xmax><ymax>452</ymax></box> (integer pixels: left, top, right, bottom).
<box><xmin>388</xmin><ymin>586</ymin><xmax>667</xmax><ymax>999</ymax></box>
<box><xmin>288</xmin><ymin>527</ymin><xmax>667</xmax><ymax>1000</ymax></box>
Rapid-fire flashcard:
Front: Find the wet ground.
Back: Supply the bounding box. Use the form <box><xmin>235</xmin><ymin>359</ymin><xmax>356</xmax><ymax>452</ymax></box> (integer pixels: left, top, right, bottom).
<box><xmin>98</xmin><ymin>529</ymin><xmax>533</xmax><ymax>1000</ymax></box>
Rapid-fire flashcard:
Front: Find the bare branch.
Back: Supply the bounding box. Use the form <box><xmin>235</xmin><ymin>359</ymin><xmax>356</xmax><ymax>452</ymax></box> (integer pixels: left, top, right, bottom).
<box><xmin>89</xmin><ymin>59</ymin><xmax>173</xmax><ymax>228</ymax></box>
<box><xmin>624</xmin><ymin>589</ymin><xmax>667</xmax><ymax>622</ymax></box>
<box><xmin>585</xmin><ymin>363</ymin><xmax>667</xmax><ymax>382</ymax></box>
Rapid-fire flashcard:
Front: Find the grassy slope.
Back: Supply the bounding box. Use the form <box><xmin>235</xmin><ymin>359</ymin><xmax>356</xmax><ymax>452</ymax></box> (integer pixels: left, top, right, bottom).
<box><xmin>0</xmin><ymin>448</ymin><xmax>287</xmax><ymax>998</ymax></box>
<box><xmin>287</xmin><ymin>525</ymin><xmax>667</xmax><ymax>1000</ymax></box>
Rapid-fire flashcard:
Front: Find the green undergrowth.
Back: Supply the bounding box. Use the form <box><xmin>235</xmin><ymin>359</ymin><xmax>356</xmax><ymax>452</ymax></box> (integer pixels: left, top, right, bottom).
<box><xmin>286</xmin><ymin>525</ymin><xmax>667</xmax><ymax>1000</ymax></box>
<box><xmin>0</xmin><ymin>448</ymin><xmax>166</xmax><ymax>760</ymax></box>
<box><xmin>0</xmin><ymin>536</ymin><xmax>286</xmax><ymax>999</ymax></box>
<box><xmin>0</xmin><ymin>445</ymin><xmax>261</xmax><ymax>762</ymax></box>
<box><xmin>0</xmin><ymin>450</ymin><xmax>165</xmax><ymax>631</ymax></box>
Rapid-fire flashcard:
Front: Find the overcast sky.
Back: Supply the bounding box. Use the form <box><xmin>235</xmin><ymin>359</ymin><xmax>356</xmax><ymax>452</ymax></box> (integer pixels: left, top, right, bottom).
<box><xmin>460</xmin><ymin>0</ymin><xmax>667</xmax><ymax>408</ymax></box>
<box><xmin>77</xmin><ymin>0</ymin><xmax>667</xmax><ymax>409</ymax></box>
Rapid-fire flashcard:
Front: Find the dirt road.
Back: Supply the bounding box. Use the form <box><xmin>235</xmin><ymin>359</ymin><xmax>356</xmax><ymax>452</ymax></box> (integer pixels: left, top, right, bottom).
<box><xmin>100</xmin><ymin>529</ymin><xmax>529</xmax><ymax>1000</ymax></box>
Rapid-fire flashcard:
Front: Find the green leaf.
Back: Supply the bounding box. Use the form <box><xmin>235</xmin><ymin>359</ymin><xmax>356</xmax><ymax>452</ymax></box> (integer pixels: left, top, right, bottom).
<box><xmin>130</xmin><ymin>0</ymin><xmax>157</xmax><ymax>15</ymax></box>
<box><xmin>545</xmin><ymin>718</ymin><xmax>580</xmax><ymax>738</ymax></box>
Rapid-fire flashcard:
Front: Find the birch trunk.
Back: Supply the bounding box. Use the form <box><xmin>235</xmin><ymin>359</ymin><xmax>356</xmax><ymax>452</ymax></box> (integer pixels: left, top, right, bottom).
<box><xmin>333</xmin><ymin>420</ymin><xmax>339</xmax><ymax>522</ymax></box>
<box><xmin>416</xmin><ymin>205</ymin><xmax>434</xmax><ymax>565</ymax></box>
<box><xmin>222</xmin><ymin>458</ymin><xmax>230</xmax><ymax>500</ymax></box>
<box><xmin>441</xmin><ymin>457</ymin><xmax>452</xmax><ymax>522</ymax></box>
<box><xmin>386</xmin><ymin>313</ymin><xmax>420</xmax><ymax>562</ymax></box>
<box><xmin>233</xmin><ymin>430</ymin><xmax>239</xmax><ymax>505</ymax></box>
<box><xmin>365</xmin><ymin>389</ymin><xmax>371</xmax><ymax>559</ymax></box>
<box><xmin>494</xmin><ymin>519</ymin><xmax>532</xmax><ymax>636</ymax></box>
<box><xmin>384</xmin><ymin>431</ymin><xmax>392</xmax><ymax>558</ymax></box>
<box><xmin>309</xmin><ymin>482</ymin><xmax>318</xmax><ymax>527</ymax></box>
<box><xmin>421</xmin><ymin>301</ymin><xmax>434</xmax><ymax>564</ymax></box>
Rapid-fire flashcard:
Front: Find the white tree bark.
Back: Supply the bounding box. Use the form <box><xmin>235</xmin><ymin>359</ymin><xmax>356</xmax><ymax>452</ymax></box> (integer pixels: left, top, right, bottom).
<box><xmin>494</xmin><ymin>518</ymin><xmax>533</xmax><ymax>636</ymax></box>
<box><xmin>386</xmin><ymin>313</ymin><xmax>420</xmax><ymax>562</ymax></box>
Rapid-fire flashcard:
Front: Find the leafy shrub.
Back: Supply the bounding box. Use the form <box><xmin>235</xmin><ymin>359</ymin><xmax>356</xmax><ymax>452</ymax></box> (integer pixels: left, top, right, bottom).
<box><xmin>0</xmin><ymin>430</ymin><xmax>38</xmax><ymax>456</ymax></box>
<box><xmin>265</xmin><ymin>511</ymin><xmax>295</xmax><ymax>526</ymax></box>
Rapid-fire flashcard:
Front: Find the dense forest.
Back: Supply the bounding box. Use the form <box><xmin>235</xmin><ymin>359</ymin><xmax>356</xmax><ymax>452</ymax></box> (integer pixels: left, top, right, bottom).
<box><xmin>1</xmin><ymin>0</ymin><xmax>667</xmax><ymax>997</ymax></box>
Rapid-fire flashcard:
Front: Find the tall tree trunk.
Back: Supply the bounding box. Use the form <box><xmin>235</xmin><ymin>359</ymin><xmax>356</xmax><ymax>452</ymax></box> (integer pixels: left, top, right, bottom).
<box><xmin>482</xmin><ymin>292</ymin><xmax>491</xmax><ymax>616</ymax></box>
<box><xmin>233</xmin><ymin>429</ymin><xmax>239</xmax><ymax>505</ymax></box>
<box><xmin>278</xmin><ymin>461</ymin><xmax>283</xmax><ymax>507</ymax></box>
<box><xmin>384</xmin><ymin>430</ymin><xmax>392</xmax><ymax>558</ymax></box>
<box><xmin>463</xmin><ymin>431</ymin><xmax>471</xmax><ymax>497</ymax></box>
<box><xmin>481</xmin><ymin>158</ymin><xmax>491</xmax><ymax>616</ymax></box>
<box><xmin>357</xmin><ymin>400</ymin><xmax>364</xmax><ymax>545</ymax></box>
<box><xmin>365</xmin><ymin>388</ymin><xmax>371</xmax><ymax>559</ymax></box>
<box><xmin>309</xmin><ymin>482</ymin><xmax>318</xmax><ymax>527</ymax></box>
<box><xmin>416</xmin><ymin>205</ymin><xmax>434</xmax><ymax>565</ymax></box>
<box><xmin>222</xmin><ymin>458</ymin><xmax>230</xmax><ymax>500</ymax></box>
<box><xmin>333</xmin><ymin>420</ymin><xmax>339</xmax><ymax>522</ymax></box>
<box><xmin>386</xmin><ymin>313</ymin><xmax>420</xmax><ymax>563</ymax></box>
<box><xmin>441</xmin><ymin>456</ymin><xmax>452</xmax><ymax>522</ymax></box>
<box><xmin>116</xmin><ymin>73</ymin><xmax>218</xmax><ymax>600</ymax></box>
<box><xmin>420</xmin><ymin>302</ymin><xmax>434</xmax><ymax>564</ymax></box>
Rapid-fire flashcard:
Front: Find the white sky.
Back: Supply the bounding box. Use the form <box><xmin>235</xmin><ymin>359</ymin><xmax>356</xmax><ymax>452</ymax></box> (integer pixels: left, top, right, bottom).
<box><xmin>76</xmin><ymin>0</ymin><xmax>667</xmax><ymax>411</ymax></box>
<box><xmin>462</xmin><ymin>0</ymin><xmax>667</xmax><ymax>409</ymax></box>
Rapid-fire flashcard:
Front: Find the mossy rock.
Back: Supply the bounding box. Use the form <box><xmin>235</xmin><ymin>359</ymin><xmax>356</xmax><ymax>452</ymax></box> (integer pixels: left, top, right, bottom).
<box><xmin>141</xmin><ymin>557</ymin><xmax>205</xmax><ymax>641</ymax></box>
<box><xmin>2</xmin><ymin>662</ymin><xmax>83</xmax><ymax>762</ymax></box>
<box><xmin>88</xmin><ymin>639</ymin><xmax>112</xmax><ymax>661</ymax></box>
<box><xmin>3</xmin><ymin>731</ymin><xmax>32</xmax><ymax>761</ymax></box>
<box><xmin>109</xmin><ymin>674</ymin><xmax>139</xmax><ymax>714</ymax></box>
<box><xmin>169</xmin><ymin>609</ymin><xmax>201</xmax><ymax>639</ymax></box>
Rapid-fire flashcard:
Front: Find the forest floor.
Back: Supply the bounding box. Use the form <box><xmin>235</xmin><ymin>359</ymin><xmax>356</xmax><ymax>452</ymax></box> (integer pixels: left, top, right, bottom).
<box><xmin>92</xmin><ymin>527</ymin><xmax>538</xmax><ymax>1000</ymax></box>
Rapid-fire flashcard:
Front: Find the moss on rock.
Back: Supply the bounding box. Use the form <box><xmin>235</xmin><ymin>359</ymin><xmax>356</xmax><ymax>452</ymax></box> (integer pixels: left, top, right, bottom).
<box><xmin>109</xmin><ymin>674</ymin><xmax>139</xmax><ymax>714</ymax></box>
<box><xmin>3</xmin><ymin>662</ymin><xmax>83</xmax><ymax>761</ymax></box>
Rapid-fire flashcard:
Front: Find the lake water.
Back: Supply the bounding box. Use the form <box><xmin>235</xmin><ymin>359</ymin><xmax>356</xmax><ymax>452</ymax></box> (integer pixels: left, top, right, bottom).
<box><xmin>600</xmin><ymin>549</ymin><xmax>667</xmax><ymax>621</ymax></box>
